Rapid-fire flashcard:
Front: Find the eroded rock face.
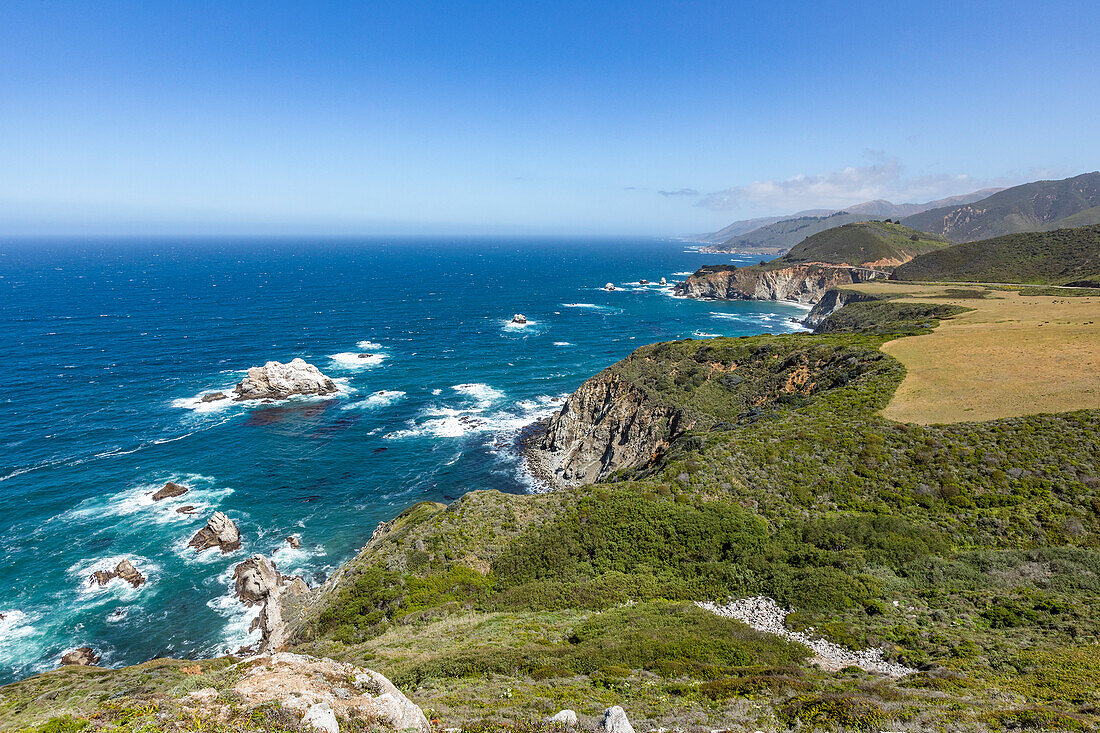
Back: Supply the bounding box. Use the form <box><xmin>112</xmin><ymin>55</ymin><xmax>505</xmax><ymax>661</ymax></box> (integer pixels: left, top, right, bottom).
<box><xmin>233</xmin><ymin>652</ymin><xmax>430</xmax><ymax>733</ymax></box>
<box><xmin>802</xmin><ymin>288</ymin><xmax>884</xmax><ymax>331</ymax></box>
<box><xmin>674</xmin><ymin>264</ymin><xmax>861</xmax><ymax>304</ymax></box>
<box><xmin>152</xmin><ymin>481</ymin><xmax>189</xmax><ymax>501</ymax></box>
<box><xmin>60</xmin><ymin>647</ymin><xmax>100</xmax><ymax>666</ymax></box>
<box><xmin>89</xmin><ymin>559</ymin><xmax>146</xmax><ymax>588</ymax></box>
<box><xmin>529</xmin><ymin>372</ymin><xmax>689</xmax><ymax>487</ymax></box>
<box><xmin>189</xmin><ymin>512</ymin><xmax>242</xmax><ymax>554</ymax></box>
<box><xmin>233</xmin><ymin>555</ymin><xmax>309</xmax><ymax>652</ymax></box>
<box><xmin>234</xmin><ymin>359</ymin><xmax>337</xmax><ymax>401</ymax></box>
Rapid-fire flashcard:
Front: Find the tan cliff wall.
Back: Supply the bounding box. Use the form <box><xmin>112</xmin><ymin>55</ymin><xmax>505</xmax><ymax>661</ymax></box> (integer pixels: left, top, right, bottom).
<box><xmin>673</xmin><ymin>264</ymin><xmax>866</xmax><ymax>304</ymax></box>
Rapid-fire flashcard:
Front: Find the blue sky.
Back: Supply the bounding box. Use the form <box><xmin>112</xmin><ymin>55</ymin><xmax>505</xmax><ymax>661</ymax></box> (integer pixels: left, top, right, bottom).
<box><xmin>1</xmin><ymin>0</ymin><xmax>1098</xmax><ymax>235</ymax></box>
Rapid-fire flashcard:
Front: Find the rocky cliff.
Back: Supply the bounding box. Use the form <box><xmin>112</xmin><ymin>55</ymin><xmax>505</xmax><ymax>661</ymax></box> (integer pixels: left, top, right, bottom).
<box><xmin>527</xmin><ymin>372</ymin><xmax>692</xmax><ymax>487</ymax></box>
<box><xmin>674</xmin><ymin>263</ymin><xmax>867</xmax><ymax>304</ymax></box>
<box><xmin>802</xmin><ymin>288</ymin><xmax>884</xmax><ymax>330</ymax></box>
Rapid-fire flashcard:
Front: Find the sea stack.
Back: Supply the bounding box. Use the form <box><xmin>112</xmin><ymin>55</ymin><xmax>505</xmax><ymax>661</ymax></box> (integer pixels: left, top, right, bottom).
<box><xmin>151</xmin><ymin>481</ymin><xmax>189</xmax><ymax>501</ymax></box>
<box><xmin>660</xmin><ymin>277</ymin><xmax>667</xmax><ymax>285</ymax></box>
<box><xmin>511</xmin><ymin>313</ymin><xmax>527</xmax><ymax>324</ymax></box>
<box><xmin>189</xmin><ymin>511</ymin><xmax>242</xmax><ymax>554</ymax></box>
<box><xmin>233</xmin><ymin>555</ymin><xmax>309</xmax><ymax>652</ymax></box>
<box><xmin>604</xmin><ymin>282</ymin><xmax>616</xmax><ymax>291</ymax></box>
<box><xmin>233</xmin><ymin>359</ymin><xmax>337</xmax><ymax>401</ymax></box>
<box><xmin>89</xmin><ymin>559</ymin><xmax>146</xmax><ymax>589</ymax></box>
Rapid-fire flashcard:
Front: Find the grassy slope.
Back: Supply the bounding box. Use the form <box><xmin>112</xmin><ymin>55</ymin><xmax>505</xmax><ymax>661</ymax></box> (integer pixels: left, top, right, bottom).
<box><xmin>891</xmin><ymin>224</ymin><xmax>1100</xmax><ymax>286</ymax></box>
<box><xmin>901</xmin><ymin>172</ymin><xmax>1100</xmax><ymax>243</ymax></box>
<box><xmin>780</xmin><ymin>221</ymin><xmax>948</xmax><ymax>267</ymax></box>
<box><xmin>8</xmin><ymin>294</ymin><xmax>1100</xmax><ymax>732</ymax></box>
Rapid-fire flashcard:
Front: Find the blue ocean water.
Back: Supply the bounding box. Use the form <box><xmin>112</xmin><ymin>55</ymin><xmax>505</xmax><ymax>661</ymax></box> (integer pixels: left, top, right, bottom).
<box><xmin>0</xmin><ymin>237</ymin><xmax>808</xmax><ymax>683</ymax></box>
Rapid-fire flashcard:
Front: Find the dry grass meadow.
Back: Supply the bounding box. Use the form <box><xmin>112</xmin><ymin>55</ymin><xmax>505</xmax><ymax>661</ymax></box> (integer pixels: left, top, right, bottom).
<box><xmin>840</xmin><ymin>282</ymin><xmax>1100</xmax><ymax>424</ymax></box>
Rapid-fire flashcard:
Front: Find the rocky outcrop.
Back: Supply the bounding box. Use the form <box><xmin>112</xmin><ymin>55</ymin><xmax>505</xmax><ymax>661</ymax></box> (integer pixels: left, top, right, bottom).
<box><xmin>232</xmin><ymin>652</ymin><xmax>430</xmax><ymax>733</ymax></box>
<box><xmin>528</xmin><ymin>372</ymin><xmax>690</xmax><ymax>487</ymax></box>
<box><xmin>802</xmin><ymin>288</ymin><xmax>885</xmax><ymax>331</ymax></box>
<box><xmin>189</xmin><ymin>512</ymin><xmax>242</xmax><ymax>554</ymax></box>
<box><xmin>60</xmin><ymin>647</ymin><xmax>100</xmax><ymax>666</ymax></box>
<box><xmin>90</xmin><ymin>559</ymin><xmax>146</xmax><ymax>588</ymax></box>
<box><xmin>152</xmin><ymin>481</ymin><xmax>188</xmax><ymax>501</ymax></box>
<box><xmin>285</xmin><ymin>535</ymin><xmax>301</xmax><ymax>549</ymax></box>
<box><xmin>549</xmin><ymin>709</ymin><xmax>579</xmax><ymax>726</ymax></box>
<box><xmin>200</xmin><ymin>392</ymin><xmax>228</xmax><ymax>402</ymax></box>
<box><xmin>233</xmin><ymin>555</ymin><xmax>309</xmax><ymax>652</ymax></box>
<box><xmin>234</xmin><ymin>359</ymin><xmax>337</xmax><ymax>401</ymax></box>
<box><xmin>674</xmin><ymin>264</ymin><xmax>865</xmax><ymax>304</ymax></box>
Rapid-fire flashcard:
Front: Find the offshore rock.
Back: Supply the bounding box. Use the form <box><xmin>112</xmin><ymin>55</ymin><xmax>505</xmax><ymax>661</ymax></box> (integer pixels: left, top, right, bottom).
<box><xmin>189</xmin><ymin>511</ymin><xmax>242</xmax><ymax>554</ymax></box>
<box><xmin>673</xmin><ymin>263</ymin><xmax>865</xmax><ymax>304</ymax></box>
<box><xmin>529</xmin><ymin>371</ymin><xmax>689</xmax><ymax>486</ymax></box>
<box><xmin>89</xmin><ymin>559</ymin><xmax>146</xmax><ymax>589</ymax></box>
<box><xmin>200</xmin><ymin>392</ymin><xmax>228</xmax><ymax>402</ymax></box>
<box><xmin>234</xmin><ymin>359</ymin><xmax>337</xmax><ymax>401</ymax></box>
<box><xmin>152</xmin><ymin>481</ymin><xmax>189</xmax><ymax>501</ymax></box>
<box><xmin>233</xmin><ymin>555</ymin><xmax>309</xmax><ymax>652</ymax></box>
<box><xmin>286</xmin><ymin>535</ymin><xmax>302</xmax><ymax>549</ymax></box>
<box><xmin>60</xmin><ymin>647</ymin><xmax>100</xmax><ymax>666</ymax></box>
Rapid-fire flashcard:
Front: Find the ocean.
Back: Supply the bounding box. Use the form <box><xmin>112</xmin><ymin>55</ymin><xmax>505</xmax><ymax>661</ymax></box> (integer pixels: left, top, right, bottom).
<box><xmin>0</xmin><ymin>237</ymin><xmax>809</xmax><ymax>683</ymax></box>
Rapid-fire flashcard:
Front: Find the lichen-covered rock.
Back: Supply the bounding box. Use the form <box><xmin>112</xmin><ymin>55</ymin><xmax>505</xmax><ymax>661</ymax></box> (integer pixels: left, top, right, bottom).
<box><xmin>189</xmin><ymin>512</ymin><xmax>241</xmax><ymax>554</ymax></box>
<box><xmin>549</xmin><ymin>709</ymin><xmax>579</xmax><ymax>726</ymax></box>
<box><xmin>233</xmin><ymin>652</ymin><xmax>429</xmax><ymax>733</ymax></box>
<box><xmin>234</xmin><ymin>359</ymin><xmax>337</xmax><ymax>401</ymax></box>
<box><xmin>302</xmin><ymin>701</ymin><xmax>339</xmax><ymax>733</ymax></box>
<box><xmin>601</xmin><ymin>706</ymin><xmax>634</xmax><ymax>733</ymax></box>
<box><xmin>60</xmin><ymin>647</ymin><xmax>100</xmax><ymax>666</ymax></box>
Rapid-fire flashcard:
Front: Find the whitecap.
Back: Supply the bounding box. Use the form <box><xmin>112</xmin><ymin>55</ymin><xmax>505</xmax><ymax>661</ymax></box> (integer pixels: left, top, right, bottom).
<box><xmin>356</xmin><ymin>340</ymin><xmax>383</xmax><ymax>350</ymax></box>
<box><xmin>329</xmin><ymin>352</ymin><xmax>386</xmax><ymax>368</ymax></box>
<box><xmin>693</xmin><ymin>331</ymin><xmax>720</xmax><ymax>338</ymax></box>
<box><xmin>341</xmin><ymin>390</ymin><xmax>407</xmax><ymax>410</ymax></box>
<box><xmin>431</xmin><ymin>388</ymin><xmax>442</xmax><ymax>396</ymax></box>
<box><xmin>553</xmin><ymin>341</ymin><xmax>573</xmax><ymax>347</ymax></box>
<box><xmin>452</xmin><ymin>383</ymin><xmax>505</xmax><ymax>405</ymax></box>
<box><xmin>67</xmin><ymin>474</ymin><xmax>230</xmax><ymax>525</ymax></box>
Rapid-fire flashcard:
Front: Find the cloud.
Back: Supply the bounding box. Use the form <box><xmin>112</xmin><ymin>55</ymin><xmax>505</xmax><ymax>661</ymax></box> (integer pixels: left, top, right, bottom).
<box><xmin>697</xmin><ymin>158</ymin><xmax>985</xmax><ymax>212</ymax></box>
<box><xmin>657</xmin><ymin>188</ymin><xmax>700</xmax><ymax>197</ymax></box>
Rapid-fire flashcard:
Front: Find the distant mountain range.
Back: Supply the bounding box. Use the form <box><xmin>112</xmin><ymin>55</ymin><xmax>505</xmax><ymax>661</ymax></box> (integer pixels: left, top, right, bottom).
<box><xmin>900</xmin><ymin>172</ymin><xmax>1100</xmax><ymax>242</ymax></box>
<box><xmin>694</xmin><ymin>189</ymin><xmax>1001</xmax><ymax>252</ymax></box>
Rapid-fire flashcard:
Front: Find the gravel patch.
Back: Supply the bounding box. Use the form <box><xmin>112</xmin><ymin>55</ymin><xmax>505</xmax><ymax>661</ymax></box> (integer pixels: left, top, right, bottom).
<box><xmin>697</xmin><ymin>597</ymin><xmax>916</xmax><ymax>677</ymax></box>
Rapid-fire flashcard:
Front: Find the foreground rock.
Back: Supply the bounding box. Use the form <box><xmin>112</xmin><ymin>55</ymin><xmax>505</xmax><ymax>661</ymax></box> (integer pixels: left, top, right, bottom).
<box><xmin>233</xmin><ymin>555</ymin><xmax>309</xmax><ymax>652</ymax></box>
<box><xmin>528</xmin><ymin>372</ymin><xmax>690</xmax><ymax>486</ymax></box>
<box><xmin>234</xmin><ymin>358</ymin><xmax>338</xmax><ymax>401</ymax></box>
<box><xmin>89</xmin><ymin>559</ymin><xmax>146</xmax><ymax>588</ymax></box>
<box><xmin>698</xmin><ymin>597</ymin><xmax>915</xmax><ymax>677</ymax></box>
<box><xmin>549</xmin><ymin>709</ymin><xmax>579</xmax><ymax>726</ymax></box>
<box><xmin>189</xmin><ymin>512</ymin><xmax>242</xmax><ymax>553</ymax></box>
<box><xmin>601</xmin><ymin>706</ymin><xmax>634</xmax><ymax>733</ymax></box>
<box><xmin>151</xmin><ymin>481</ymin><xmax>189</xmax><ymax>501</ymax></box>
<box><xmin>60</xmin><ymin>647</ymin><xmax>100</xmax><ymax>666</ymax></box>
<box><xmin>232</xmin><ymin>652</ymin><xmax>431</xmax><ymax>733</ymax></box>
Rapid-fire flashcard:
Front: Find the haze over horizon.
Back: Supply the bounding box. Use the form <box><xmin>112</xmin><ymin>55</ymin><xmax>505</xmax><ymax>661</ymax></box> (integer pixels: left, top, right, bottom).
<box><xmin>3</xmin><ymin>0</ymin><xmax>1099</xmax><ymax>236</ymax></box>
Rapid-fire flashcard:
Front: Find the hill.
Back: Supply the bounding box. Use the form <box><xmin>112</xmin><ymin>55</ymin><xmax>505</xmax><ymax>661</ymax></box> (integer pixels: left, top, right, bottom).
<box><xmin>892</xmin><ymin>224</ymin><xmax>1100</xmax><ymax>286</ymax></box>
<box><xmin>782</xmin><ymin>220</ymin><xmax>949</xmax><ymax>267</ymax></box>
<box><xmin>698</xmin><ymin>189</ymin><xmax>999</xmax><ymax>253</ymax></box>
<box><xmin>901</xmin><ymin>172</ymin><xmax>1100</xmax><ymax>242</ymax></box>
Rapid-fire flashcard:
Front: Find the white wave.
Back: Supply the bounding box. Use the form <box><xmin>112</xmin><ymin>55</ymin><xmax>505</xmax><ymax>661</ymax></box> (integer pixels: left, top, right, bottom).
<box><xmin>452</xmin><ymin>383</ymin><xmax>504</xmax><ymax>405</ymax></box>
<box><xmin>341</xmin><ymin>390</ymin><xmax>407</xmax><ymax>410</ymax></box>
<box><xmin>385</xmin><ymin>393</ymin><xmax>563</xmax><ymax>442</ymax></box>
<box><xmin>269</xmin><ymin>541</ymin><xmax>328</xmax><ymax>578</ymax></box>
<box><xmin>356</xmin><ymin>340</ymin><xmax>383</xmax><ymax>350</ymax></box>
<box><xmin>172</xmin><ymin>390</ymin><xmax>237</xmax><ymax>413</ymax></box>
<box><xmin>329</xmin><ymin>351</ymin><xmax>386</xmax><ymax>368</ymax></box>
<box><xmin>693</xmin><ymin>331</ymin><xmax>720</xmax><ymax>338</ymax></box>
<box><xmin>207</xmin><ymin>564</ymin><xmax>262</xmax><ymax>654</ymax></box>
<box><xmin>553</xmin><ymin>341</ymin><xmax>573</xmax><ymax>347</ymax></box>
<box><xmin>431</xmin><ymin>388</ymin><xmax>442</xmax><ymax>396</ymax></box>
<box><xmin>68</xmin><ymin>474</ymin><xmax>230</xmax><ymax>525</ymax></box>
<box><xmin>673</xmin><ymin>271</ymin><xmax>694</xmax><ymax>276</ymax></box>
<box><xmin>0</xmin><ymin>609</ymin><xmax>39</xmax><ymax>645</ymax></box>
<box><xmin>562</xmin><ymin>302</ymin><xmax>603</xmax><ymax>309</ymax></box>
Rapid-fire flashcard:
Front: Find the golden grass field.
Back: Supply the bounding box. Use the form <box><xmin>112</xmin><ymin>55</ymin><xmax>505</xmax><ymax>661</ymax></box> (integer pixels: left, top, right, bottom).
<box><xmin>841</xmin><ymin>282</ymin><xmax>1100</xmax><ymax>424</ymax></box>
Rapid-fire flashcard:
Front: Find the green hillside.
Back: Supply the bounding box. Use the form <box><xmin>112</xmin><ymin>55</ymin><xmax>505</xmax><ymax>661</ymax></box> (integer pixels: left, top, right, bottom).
<box><xmin>780</xmin><ymin>221</ymin><xmax>949</xmax><ymax>267</ymax></box>
<box><xmin>711</xmin><ymin>210</ymin><xmax>867</xmax><ymax>254</ymax></box>
<box><xmin>901</xmin><ymin>172</ymin><xmax>1100</xmax><ymax>242</ymax></box>
<box><xmin>892</xmin><ymin>224</ymin><xmax>1100</xmax><ymax>286</ymax></box>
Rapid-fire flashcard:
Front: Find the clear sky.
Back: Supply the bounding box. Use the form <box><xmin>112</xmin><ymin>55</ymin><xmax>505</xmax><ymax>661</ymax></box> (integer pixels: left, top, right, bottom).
<box><xmin>2</xmin><ymin>0</ymin><xmax>1099</xmax><ymax>235</ymax></box>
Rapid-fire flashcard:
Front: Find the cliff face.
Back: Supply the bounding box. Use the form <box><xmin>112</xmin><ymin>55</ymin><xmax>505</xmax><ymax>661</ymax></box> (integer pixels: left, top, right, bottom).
<box><xmin>529</xmin><ymin>372</ymin><xmax>691</xmax><ymax>487</ymax></box>
<box><xmin>802</xmin><ymin>288</ymin><xmax>883</xmax><ymax>330</ymax></box>
<box><xmin>674</xmin><ymin>264</ymin><xmax>863</xmax><ymax>304</ymax></box>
